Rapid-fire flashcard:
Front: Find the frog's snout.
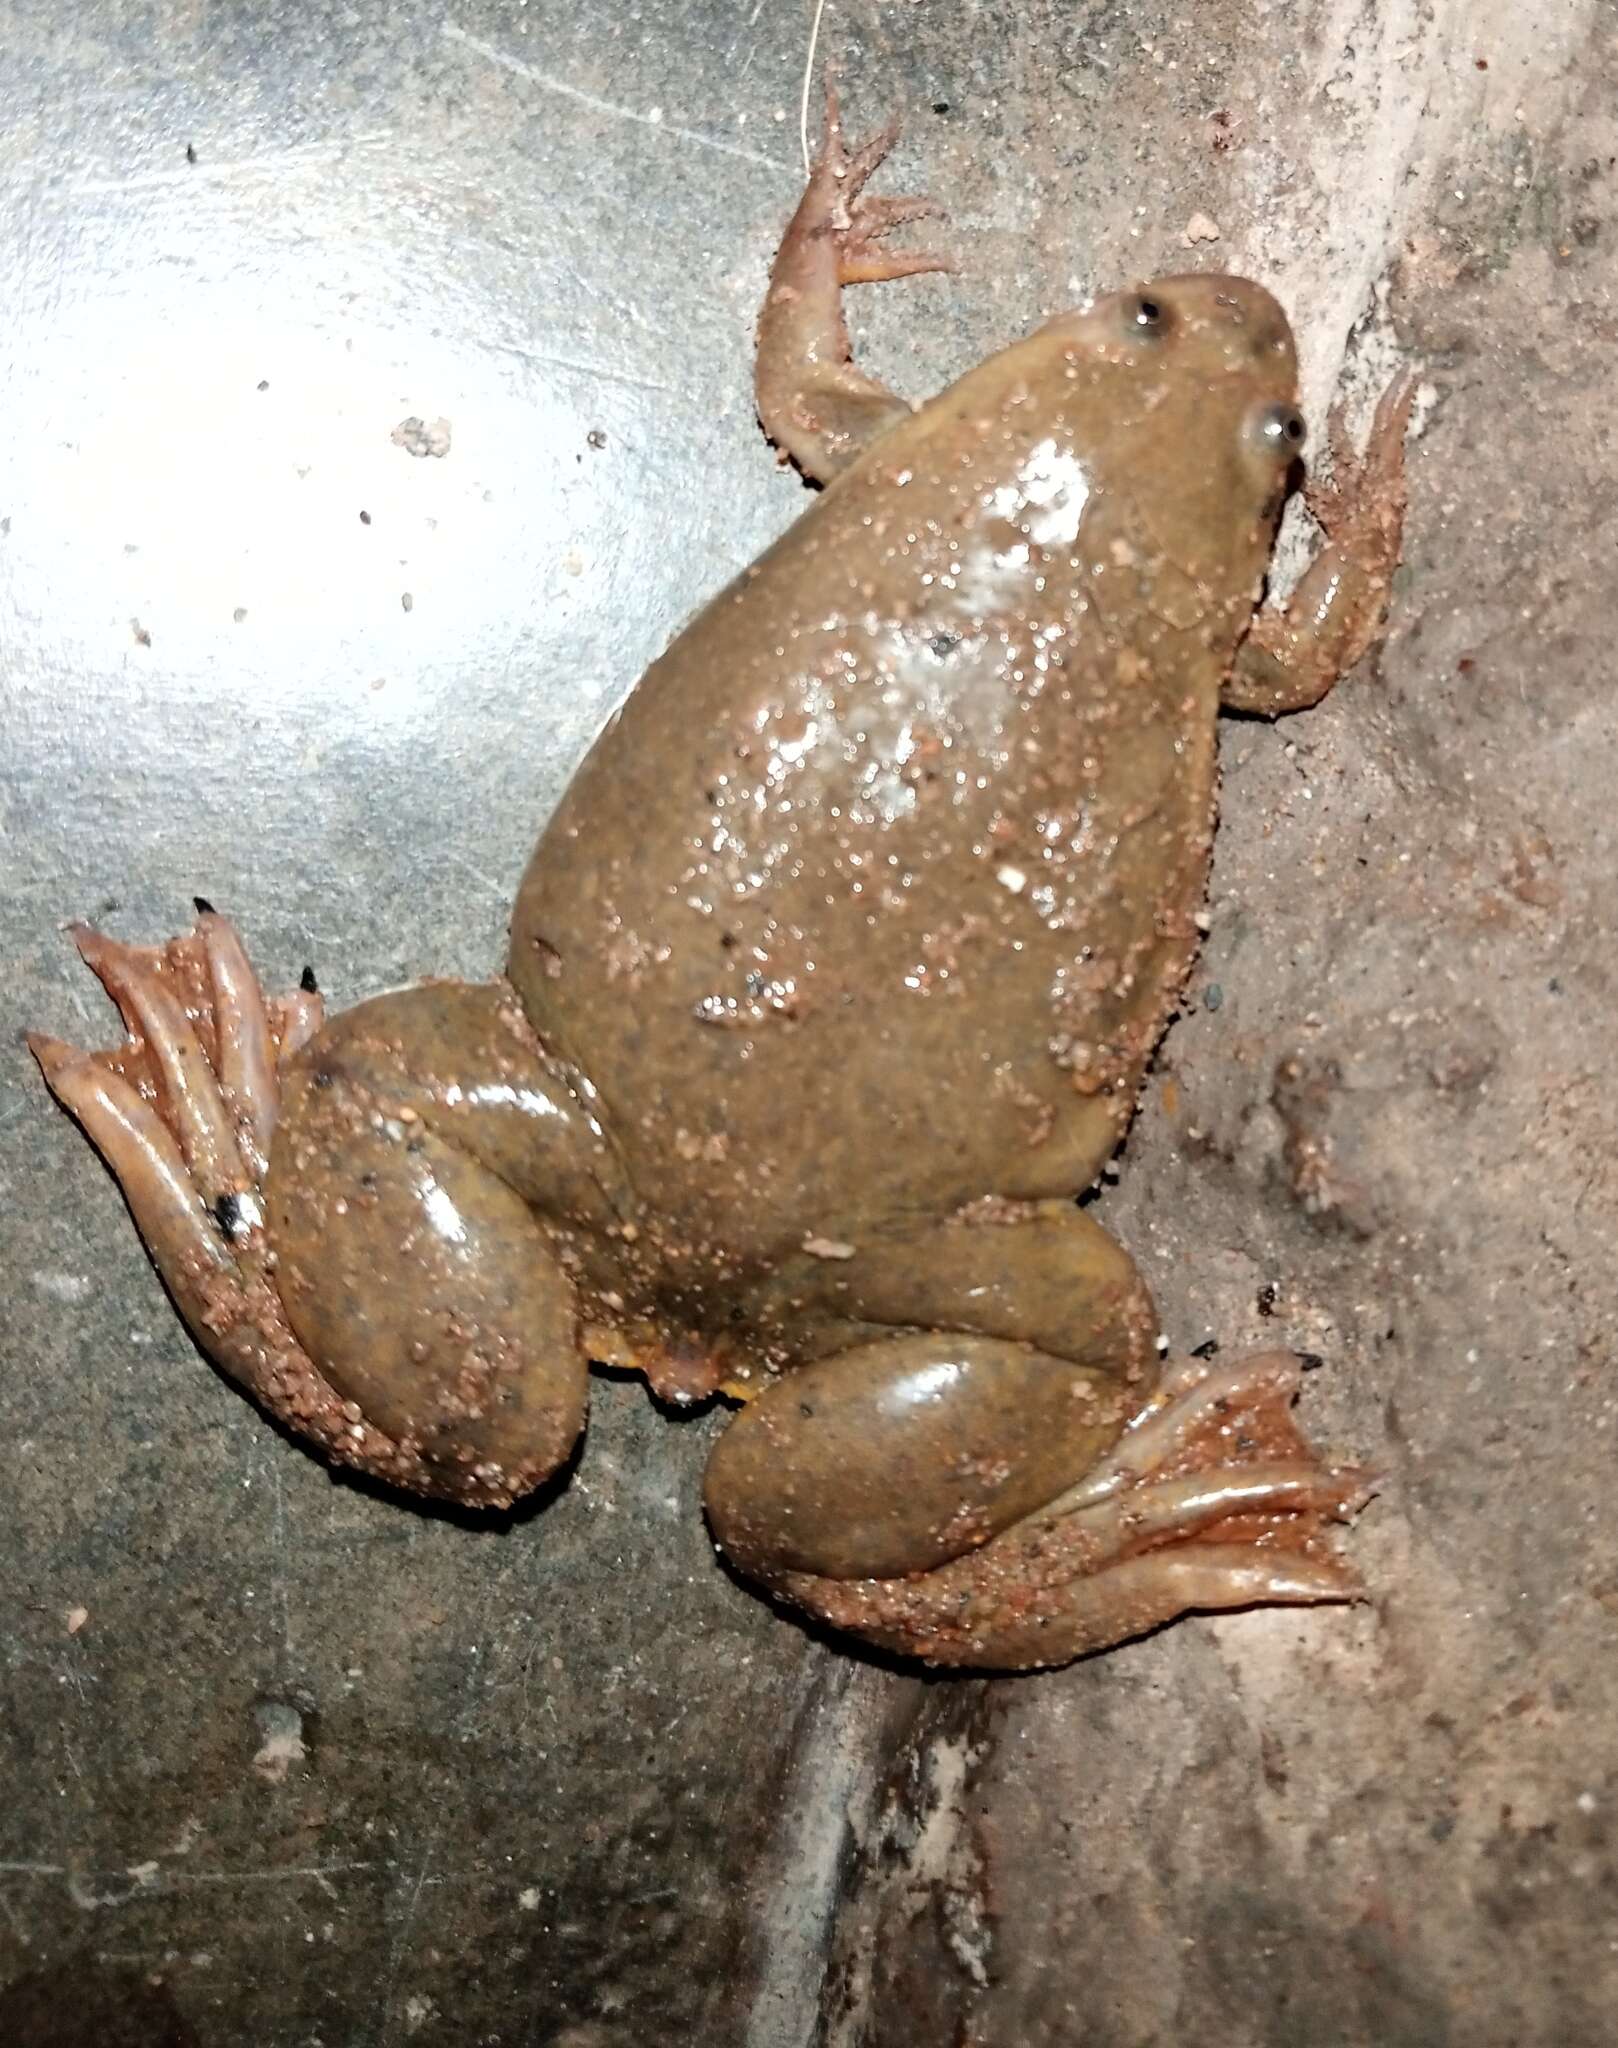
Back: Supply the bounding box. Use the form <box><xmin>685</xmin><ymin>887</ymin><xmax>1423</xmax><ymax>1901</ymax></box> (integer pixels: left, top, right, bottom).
<box><xmin>1140</xmin><ymin>272</ymin><xmax>1297</xmax><ymax>373</ymax></box>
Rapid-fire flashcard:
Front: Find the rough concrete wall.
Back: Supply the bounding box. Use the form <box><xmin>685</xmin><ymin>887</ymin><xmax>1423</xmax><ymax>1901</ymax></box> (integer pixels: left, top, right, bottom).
<box><xmin>818</xmin><ymin>3</ymin><xmax>1618</xmax><ymax>2042</ymax></box>
<box><xmin>2</xmin><ymin>2</ymin><xmax>1614</xmax><ymax>2044</ymax></box>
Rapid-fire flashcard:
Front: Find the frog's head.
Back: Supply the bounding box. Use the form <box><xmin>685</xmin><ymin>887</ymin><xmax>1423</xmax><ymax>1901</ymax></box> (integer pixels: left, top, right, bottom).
<box><xmin>1021</xmin><ymin>272</ymin><xmax>1305</xmax><ymax>597</ymax></box>
<box><xmin>1079</xmin><ymin>274</ymin><xmax>1298</xmax><ymax>479</ymax></box>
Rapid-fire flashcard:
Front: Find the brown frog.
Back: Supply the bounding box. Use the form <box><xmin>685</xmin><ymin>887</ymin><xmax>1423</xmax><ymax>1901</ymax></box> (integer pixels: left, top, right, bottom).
<box><xmin>32</xmin><ymin>97</ymin><xmax>1413</xmax><ymax>1669</ymax></box>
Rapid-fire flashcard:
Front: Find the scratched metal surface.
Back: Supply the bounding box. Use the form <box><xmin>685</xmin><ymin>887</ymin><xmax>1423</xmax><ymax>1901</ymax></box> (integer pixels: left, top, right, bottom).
<box><xmin>7</xmin><ymin>2</ymin><xmax>1618</xmax><ymax>2045</ymax></box>
<box><xmin>0</xmin><ymin>3</ymin><xmax>935</xmax><ymax>2041</ymax></box>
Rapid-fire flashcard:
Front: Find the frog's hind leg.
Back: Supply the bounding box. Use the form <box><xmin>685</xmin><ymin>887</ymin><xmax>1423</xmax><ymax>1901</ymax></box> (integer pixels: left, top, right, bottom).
<box><xmin>788</xmin><ymin>1348</ymin><xmax>1372</xmax><ymax>1670</ymax></box>
<box><xmin>755</xmin><ymin>80</ymin><xmax>951</xmax><ymax>484</ymax></box>
<box><xmin>702</xmin><ymin>1204</ymin><xmax>1370</xmax><ymax>1668</ymax></box>
<box><xmin>32</xmin><ymin>912</ymin><xmax>599</xmax><ymax>1509</ymax></box>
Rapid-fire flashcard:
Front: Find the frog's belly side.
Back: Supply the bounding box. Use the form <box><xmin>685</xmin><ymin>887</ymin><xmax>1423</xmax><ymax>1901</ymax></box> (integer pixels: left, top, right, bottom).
<box><xmin>511</xmin><ymin>530</ymin><xmax>1220</xmax><ymax>1280</ymax></box>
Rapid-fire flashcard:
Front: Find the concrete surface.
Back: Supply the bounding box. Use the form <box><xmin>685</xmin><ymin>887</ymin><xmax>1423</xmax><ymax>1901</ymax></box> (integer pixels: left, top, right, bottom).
<box><xmin>2</xmin><ymin>1</ymin><xmax>1614</xmax><ymax>2043</ymax></box>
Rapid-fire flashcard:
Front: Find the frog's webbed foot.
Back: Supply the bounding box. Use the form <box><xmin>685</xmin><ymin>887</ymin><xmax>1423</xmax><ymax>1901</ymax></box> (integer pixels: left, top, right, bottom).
<box><xmin>28</xmin><ymin>914</ymin><xmax>422</xmax><ymax>1489</ymax></box>
<box><xmin>1301</xmin><ymin>371</ymin><xmax>1414</xmax><ymax>540</ymax></box>
<box><xmin>32</xmin><ymin>913</ymin><xmax>591</xmax><ymax>1509</ymax></box>
<box><xmin>755</xmin><ymin>80</ymin><xmax>951</xmax><ymax>485</ymax></box>
<box><xmin>1224</xmin><ymin>368</ymin><xmax>1417</xmax><ymax>716</ymax></box>
<box><xmin>822</xmin><ymin>99</ymin><xmax>948</xmax><ymax>285</ymax></box>
<box><xmin>774</xmin><ymin>1351</ymin><xmax>1372</xmax><ymax>1671</ymax></box>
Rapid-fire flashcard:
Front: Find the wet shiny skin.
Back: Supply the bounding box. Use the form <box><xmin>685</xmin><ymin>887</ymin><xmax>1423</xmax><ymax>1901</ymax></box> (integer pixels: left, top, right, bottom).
<box><xmin>507</xmin><ymin>281</ymin><xmax>1303</xmax><ymax>1516</ymax></box>
<box><xmin>269</xmin><ymin>274</ymin><xmax>1329</xmax><ymax>1599</ymax></box>
<box><xmin>514</xmin><ymin>285</ymin><xmax>1297</xmax><ymax>1276</ymax></box>
<box><xmin>35</xmin><ymin>116</ymin><xmax>1408</xmax><ymax>1665</ymax></box>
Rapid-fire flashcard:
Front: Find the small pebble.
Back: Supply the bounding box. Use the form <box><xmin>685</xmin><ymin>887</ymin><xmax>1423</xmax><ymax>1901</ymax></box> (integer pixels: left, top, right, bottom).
<box><xmin>391</xmin><ymin>415</ymin><xmax>452</xmax><ymax>459</ymax></box>
<box><xmin>803</xmin><ymin>1235</ymin><xmax>856</xmax><ymax>1260</ymax></box>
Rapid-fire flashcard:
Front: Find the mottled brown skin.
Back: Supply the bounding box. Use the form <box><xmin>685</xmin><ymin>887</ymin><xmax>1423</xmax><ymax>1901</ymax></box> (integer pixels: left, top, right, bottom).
<box><xmin>33</xmin><ymin>98</ymin><xmax>1412</xmax><ymax>1668</ymax></box>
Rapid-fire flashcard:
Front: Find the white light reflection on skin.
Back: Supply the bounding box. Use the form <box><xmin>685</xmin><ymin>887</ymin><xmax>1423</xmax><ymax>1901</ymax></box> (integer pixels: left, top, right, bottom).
<box><xmin>883</xmin><ymin>1358</ymin><xmax>968</xmax><ymax>1416</ymax></box>
<box><xmin>942</xmin><ymin>442</ymin><xmax>1092</xmax><ymax>631</ymax></box>
<box><xmin>987</xmin><ymin>437</ymin><xmax>1093</xmax><ymax>547</ymax></box>
<box><xmin>419</xmin><ymin>1174</ymin><xmax>469</xmax><ymax>1247</ymax></box>
<box><xmin>440</xmin><ymin>1081</ymin><xmax>568</xmax><ymax>1120</ymax></box>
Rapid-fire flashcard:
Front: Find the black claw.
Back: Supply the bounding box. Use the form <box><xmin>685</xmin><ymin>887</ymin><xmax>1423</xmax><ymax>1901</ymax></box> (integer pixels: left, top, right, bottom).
<box><xmin>1297</xmin><ymin>1352</ymin><xmax>1326</xmax><ymax>1372</ymax></box>
<box><xmin>299</xmin><ymin>964</ymin><xmax>319</xmax><ymax>993</ymax></box>
<box><xmin>194</xmin><ymin>895</ymin><xmax>216</xmax><ymax>916</ymax></box>
<box><xmin>1190</xmin><ymin>1338</ymin><xmax>1220</xmax><ymax>1359</ymax></box>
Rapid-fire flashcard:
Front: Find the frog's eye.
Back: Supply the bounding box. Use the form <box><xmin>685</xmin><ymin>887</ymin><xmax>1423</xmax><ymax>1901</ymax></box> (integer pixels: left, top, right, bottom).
<box><xmin>1249</xmin><ymin>402</ymin><xmax>1307</xmax><ymax>458</ymax></box>
<box><xmin>1125</xmin><ymin>293</ymin><xmax>1170</xmax><ymax>337</ymax></box>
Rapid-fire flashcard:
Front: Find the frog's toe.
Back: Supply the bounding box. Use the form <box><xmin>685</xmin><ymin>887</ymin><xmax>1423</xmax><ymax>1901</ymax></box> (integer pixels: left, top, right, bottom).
<box><xmin>1305</xmin><ymin>367</ymin><xmax>1416</xmax><ymax>539</ymax></box>
<box><xmin>814</xmin><ymin>75</ymin><xmax>893</xmax><ymax>186</ymax></box>
<box><xmin>1367</xmin><ymin>365</ymin><xmax>1420</xmax><ymax>461</ymax></box>
<box><xmin>1048</xmin><ymin>1349</ymin><xmax>1333</xmax><ymax>1504</ymax></box>
<box><xmin>1056</xmin><ymin>1455</ymin><xmax>1375</xmax><ymax>1555</ymax></box>
<box><xmin>1035</xmin><ymin>1343</ymin><xmax>1370</xmax><ymax>1554</ymax></box>
<box><xmin>30</xmin><ymin>1025</ymin><xmax>244</xmax><ymax>1297</ymax></box>
<box><xmin>931</xmin><ymin>1540</ymin><xmax>1366</xmax><ymax>1672</ymax></box>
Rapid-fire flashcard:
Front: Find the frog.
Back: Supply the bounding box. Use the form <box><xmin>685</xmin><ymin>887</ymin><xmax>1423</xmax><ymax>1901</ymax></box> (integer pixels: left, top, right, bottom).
<box><xmin>31</xmin><ymin>92</ymin><xmax>1413</xmax><ymax>1670</ymax></box>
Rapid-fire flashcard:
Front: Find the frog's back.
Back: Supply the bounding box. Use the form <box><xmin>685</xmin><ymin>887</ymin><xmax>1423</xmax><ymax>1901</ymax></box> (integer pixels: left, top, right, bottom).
<box><xmin>511</xmin><ymin>278</ymin><xmax>1297</xmax><ymax>1282</ymax></box>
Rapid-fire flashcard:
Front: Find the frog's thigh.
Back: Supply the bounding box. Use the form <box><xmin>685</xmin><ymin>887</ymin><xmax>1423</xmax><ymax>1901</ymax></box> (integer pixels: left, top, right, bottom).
<box><xmin>703</xmin><ymin>1204</ymin><xmax>1156</xmax><ymax>1582</ymax></box>
<box><xmin>268</xmin><ymin>986</ymin><xmax>596</xmax><ymax>1499</ymax></box>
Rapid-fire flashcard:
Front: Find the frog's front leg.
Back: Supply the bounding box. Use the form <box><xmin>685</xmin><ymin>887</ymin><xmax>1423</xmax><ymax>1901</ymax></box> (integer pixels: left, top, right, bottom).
<box><xmin>703</xmin><ymin>1206</ymin><xmax>1369</xmax><ymax>1670</ymax></box>
<box><xmin>31</xmin><ymin>913</ymin><xmax>620</xmax><ymax>1508</ymax></box>
<box><xmin>1224</xmin><ymin>370</ymin><xmax>1417</xmax><ymax>715</ymax></box>
<box><xmin>755</xmin><ymin>84</ymin><xmax>950</xmax><ymax>484</ymax></box>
